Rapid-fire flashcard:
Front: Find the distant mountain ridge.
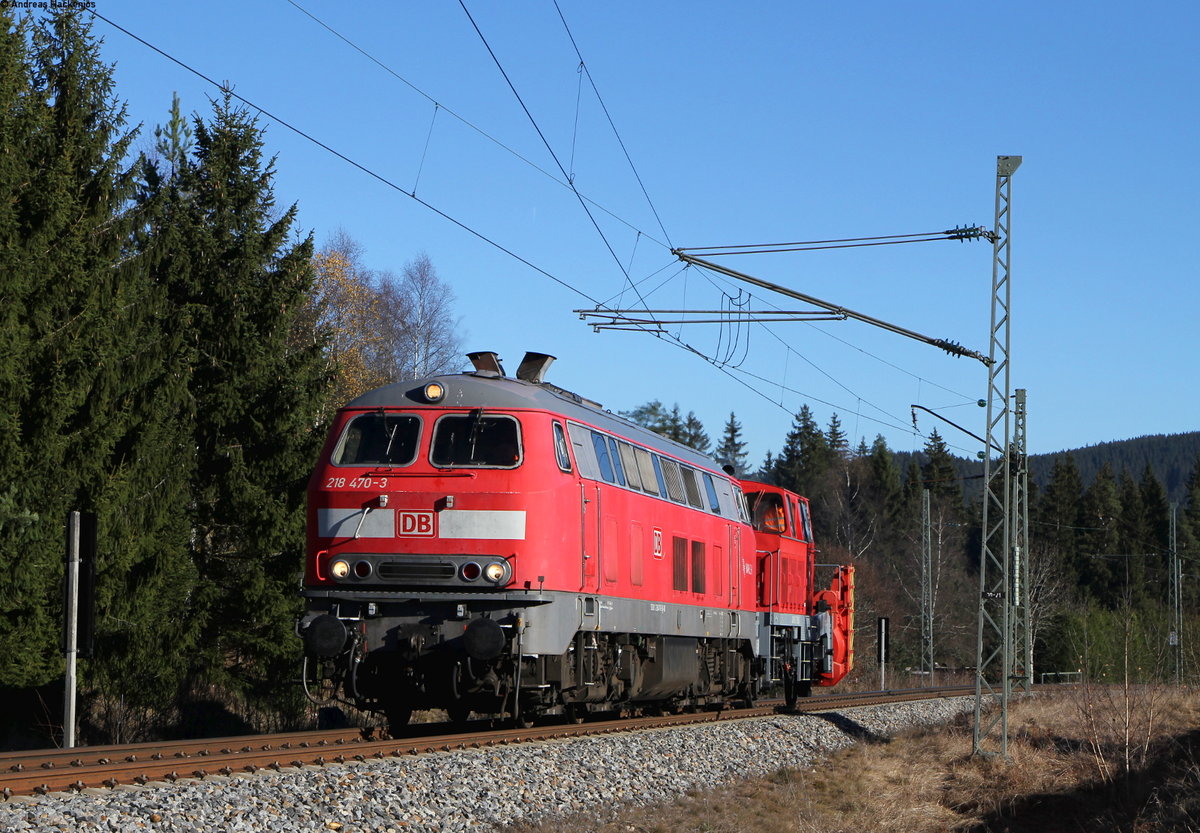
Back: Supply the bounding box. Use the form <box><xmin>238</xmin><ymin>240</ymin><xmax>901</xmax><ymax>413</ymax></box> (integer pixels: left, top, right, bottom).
<box><xmin>1029</xmin><ymin>431</ymin><xmax>1200</xmax><ymax>504</ymax></box>
<box><xmin>896</xmin><ymin>431</ymin><xmax>1200</xmax><ymax>505</ymax></box>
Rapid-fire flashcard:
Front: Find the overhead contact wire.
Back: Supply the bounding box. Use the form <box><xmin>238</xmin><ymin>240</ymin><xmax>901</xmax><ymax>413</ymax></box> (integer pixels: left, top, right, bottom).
<box><xmin>552</xmin><ymin>0</ymin><xmax>674</xmax><ymax>249</ymax></box>
<box><xmin>283</xmin><ymin>0</ymin><xmax>669</xmax><ymax>251</ymax></box>
<box><xmin>91</xmin><ymin>10</ymin><xmax>601</xmax><ymax>307</ymax></box>
<box><xmin>457</xmin><ymin>0</ymin><xmax>660</xmax><ymax>330</ymax></box>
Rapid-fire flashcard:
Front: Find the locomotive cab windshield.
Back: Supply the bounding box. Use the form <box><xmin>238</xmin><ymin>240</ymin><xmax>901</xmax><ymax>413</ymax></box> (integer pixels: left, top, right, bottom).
<box><xmin>747</xmin><ymin>491</ymin><xmax>787</xmax><ymax>534</ymax></box>
<box><xmin>431</xmin><ymin>411</ymin><xmax>522</xmax><ymax>468</ymax></box>
<box><xmin>334</xmin><ymin>412</ymin><xmax>421</xmax><ymax>466</ymax></box>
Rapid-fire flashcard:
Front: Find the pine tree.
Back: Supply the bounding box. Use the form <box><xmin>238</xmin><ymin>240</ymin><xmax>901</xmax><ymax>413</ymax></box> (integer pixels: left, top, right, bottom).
<box><xmin>773</xmin><ymin>405</ymin><xmax>831</xmax><ymax>499</ymax></box>
<box><xmin>920</xmin><ymin>429</ymin><xmax>960</xmax><ymax>504</ymax></box>
<box><xmin>144</xmin><ymin>94</ymin><xmax>331</xmax><ymax>705</ymax></box>
<box><xmin>826</xmin><ymin>413</ymin><xmax>849</xmax><ymax>462</ymax></box>
<box><xmin>0</xmin><ymin>11</ymin><xmax>188</xmax><ymax>697</ymax></box>
<box><xmin>1078</xmin><ymin>464</ymin><xmax>1123</xmax><ymax>607</ymax></box>
<box><xmin>620</xmin><ymin>400</ymin><xmax>710</xmax><ymax>454</ymax></box>
<box><xmin>1116</xmin><ymin>470</ymin><xmax>1150</xmax><ymax>607</ymax></box>
<box><xmin>714</xmin><ymin>412</ymin><xmax>749</xmax><ymax>476</ymax></box>
<box><xmin>1137</xmin><ymin>463</ymin><xmax>1170</xmax><ymax>602</ymax></box>
<box><xmin>681</xmin><ymin>412</ymin><xmax>711</xmax><ymax>454</ymax></box>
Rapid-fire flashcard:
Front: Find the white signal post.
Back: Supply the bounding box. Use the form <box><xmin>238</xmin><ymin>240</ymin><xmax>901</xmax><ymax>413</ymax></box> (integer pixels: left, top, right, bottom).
<box><xmin>63</xmin><ymin>511</ymin><xmax>81</xmax><ymax>749</ymax></box>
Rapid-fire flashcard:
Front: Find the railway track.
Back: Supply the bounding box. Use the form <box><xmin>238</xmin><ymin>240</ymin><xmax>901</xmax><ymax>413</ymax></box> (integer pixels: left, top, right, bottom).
<box><xmin>0</xmin><ymin>685</ymin><xmax>973</xmax><ymax>800</ymax></box>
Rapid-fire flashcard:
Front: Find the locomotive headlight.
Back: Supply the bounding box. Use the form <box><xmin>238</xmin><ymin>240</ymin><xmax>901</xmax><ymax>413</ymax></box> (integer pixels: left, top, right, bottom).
<box><xmin>331</xmin><ymin>559</ymin><xmax>351</xmax><ymax>579</ymax></box>
<box><xmin>484</xmin><ymin>561</ymin><xmax>509</xmax><ymax>584</ymax></box>
<box><xmin>422</xmin><ymin>382</ymin><xmax>446</xmax><ymax>403</ymax></box>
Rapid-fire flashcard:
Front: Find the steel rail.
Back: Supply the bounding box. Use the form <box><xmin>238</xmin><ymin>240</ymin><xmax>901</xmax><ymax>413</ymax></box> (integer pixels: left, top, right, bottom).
<box><xmin>1</xmin><ymin>686</ymin><xmax>974</xmax><ymax>799</ymax></box>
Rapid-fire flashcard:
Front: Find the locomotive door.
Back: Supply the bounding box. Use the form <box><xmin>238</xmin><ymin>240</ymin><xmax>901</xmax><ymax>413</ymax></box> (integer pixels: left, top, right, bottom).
<box><xmin>580</xmin><ymin>482</ymin><xmax>602</xmax><ymax>592</ymax></box>
<box><xmin>727</xmin><ymin>523</ymin><xmax>741</xmax><ymax>608</ymax></box>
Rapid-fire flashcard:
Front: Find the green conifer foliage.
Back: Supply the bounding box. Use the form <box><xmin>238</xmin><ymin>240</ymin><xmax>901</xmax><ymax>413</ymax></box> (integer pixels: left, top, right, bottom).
<box><xmin>0</xmin><ymin>11</ymin><xmax>174</xmax><ymax>691</ymax></box>
<box><xmin>920</xmin><ymin>429</ymin><xmax>961</xmax><ymax>504</ymax></box>
<box><xmin>1078</xmin><ymin>464</ymin><xmax>1124</xmax><ymax>607</ymax></box>
<box><xmin>773</xmin><ymin>405</ymin><xmax>831</xmax><ymax>499</ymax></box>
<box><xmin>144</xmin><ymin>95</ymin><xmax>330</xmax><ymax>706</ymax></box>
<box><xmin>620</xmin><ymin>400</ymin><xmax>710</xmax><ymax>453</ymax></box>
<box><xmin>714</xmin><ymin>412</ymin><xmax>749</xmax><ymax>476</ymax></box>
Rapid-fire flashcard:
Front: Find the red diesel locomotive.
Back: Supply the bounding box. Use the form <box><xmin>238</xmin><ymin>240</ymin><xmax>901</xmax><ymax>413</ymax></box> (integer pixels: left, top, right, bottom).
<box><xmin>298</xmin><ymin>351</ymin><xmax>854</xmax><ymax>728</ymax></box>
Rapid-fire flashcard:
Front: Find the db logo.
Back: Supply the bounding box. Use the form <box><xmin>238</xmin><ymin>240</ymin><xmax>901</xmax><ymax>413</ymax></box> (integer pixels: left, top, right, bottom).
<box><xmin>398</xmin><ymin>511</ymin><xmax>435</xmax><ymax>537</ymax></box>
<box><xmin>652</xmin><ymin>528</ymin><xmax>663</xmax><ymax>560</ymax></box>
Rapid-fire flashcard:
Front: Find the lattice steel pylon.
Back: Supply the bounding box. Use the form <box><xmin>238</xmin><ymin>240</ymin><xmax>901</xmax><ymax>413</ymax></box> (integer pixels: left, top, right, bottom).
<box><xmin>1011</xmin><ymin>389</ymin><xmax>1031</xmax><ymax>695</ymax></box>
<box><xmin>973</xmin><ymin>155</ymin><xmax>1022</xmax><ymax>758</ymax></box>
<box><xmin>921</xmin><ymin>489</ymin><xmax>935</xmax><ymax>685</ymax></box>
<box><xmin>1170</xmin><ymin>504</ymin><xmax>1182</xmax><ymax>684</ymax></box>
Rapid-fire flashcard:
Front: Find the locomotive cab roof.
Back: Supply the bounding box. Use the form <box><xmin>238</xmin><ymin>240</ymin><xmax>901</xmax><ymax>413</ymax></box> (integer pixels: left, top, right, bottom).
<box><xmin>342</xmin><ymin>350</ymin><xmax>717</xmax><ymax>472</ymax></box>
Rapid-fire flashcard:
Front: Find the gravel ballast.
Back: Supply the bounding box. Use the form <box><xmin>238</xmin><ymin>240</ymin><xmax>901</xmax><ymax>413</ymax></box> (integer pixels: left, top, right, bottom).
<box><xmin>0</xmin><ymin>697</ymin><xmax>974</xmax><ymax>833</ymax></box>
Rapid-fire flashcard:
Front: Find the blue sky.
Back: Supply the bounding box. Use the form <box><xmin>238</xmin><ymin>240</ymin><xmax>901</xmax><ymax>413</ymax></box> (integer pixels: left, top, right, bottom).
<box><xmin>79</xmin><ymin>1</ymin><xmax>1198</xmax><ymax>464</ymax></box>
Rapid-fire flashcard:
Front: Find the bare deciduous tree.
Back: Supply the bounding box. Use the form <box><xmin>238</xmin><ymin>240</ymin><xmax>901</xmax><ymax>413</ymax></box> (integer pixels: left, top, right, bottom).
<box><xmin>375</xmin><ymin>252</ymin><xmax>463</xmax><ymax>381</ymax></box>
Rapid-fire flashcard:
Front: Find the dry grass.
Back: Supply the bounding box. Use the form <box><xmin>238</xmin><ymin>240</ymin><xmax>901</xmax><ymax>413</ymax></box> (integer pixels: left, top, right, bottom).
<box><xmin>502</xmin><ymin>686</ymin><xmax>1200</xmax><ymax>833</ymax></box>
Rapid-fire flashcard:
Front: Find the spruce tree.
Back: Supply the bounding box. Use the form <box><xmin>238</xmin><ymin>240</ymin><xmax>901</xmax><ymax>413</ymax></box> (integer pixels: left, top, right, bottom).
<box><xmin>681</xmin><ymin>411</ymin><xmax>711</xmax><ymax>454</ymax></box>
<box><xmin>621</xmin><ymin>400</ymin><xmax>710</xmax><ymax>454</ymax></box>
<box><xmin>920</xmin><ymin>429</ymin><xmax>960</xmax><ymax>504</ymax></box>
<box><xmin>0</xmin><ymin>14</ymin><xmax>206</xmax><ymax>740</ymax></box>
<box><xmin>1181</xmin><ymin>454</ymin><xmax>1200</xmax><ymax>607</ymax></box>
<box><xmin>866</xmin><ymin>435</ymin><xmax>905</xmax><ymax>535</ymax></box>
<box><xmin>144</xmin><ymin>94</ymin><xmax>330</xmax><ymax>706</ymax></box>
<box><xmin>714</xmin><ymin>412</ymin><xmax>749</xmax><ymax>476</ymax></box>
<box><xmin>826</xmin><ymin>413</ymin><xmax>849</xmax><ymax>462</ymax></box>
<box><xmin>1034</xmin><ymin>455</ymin><xmax>1085</xmax><ymax>588</ymax></box>
<box><xmin>1137</xmin><ymin>463</ymin><xmax>1170</xmax><ymax>602</ymax></box>
<box><xmin>773</xmin><ymin>405</ymin><xmax>831</xmax><ymax>500</ymax></box>
<box><xmin>1078</xmin><ymin>464</ymin><xmax>1123</xmax><ymax>607</ymax></box>
<box><xmin>1116</xmin><ymin>470</ymin><xmax>1150</xmax><ymax>608</ymax></box>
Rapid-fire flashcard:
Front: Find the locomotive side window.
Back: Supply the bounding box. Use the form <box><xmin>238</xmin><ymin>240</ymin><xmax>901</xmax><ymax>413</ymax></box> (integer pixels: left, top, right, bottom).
<box><xmin>799</xmin><ymin>500</ymin><xmax>813</xmax><ymax>542</ymax></box>
<box><xmin>747</xmin><ymin>491</ymin><xmax>787</xmax><ymax>533</ymax></box>
<box><xmin>430</xmin><ymin>413</ymin><xmax>522</xmax><ymax>468</ymax></box>
<box><xmin>633</xmin><ymin>446</ymin><xmax>659</xmax><ymax>496</ymax></box>
<box><xmin>659</xmin><ymin>458</ymin><xmax>687</xmax><ymax>504</ymax></box>
<box><xmin>553</xmin><ymin>422</ymin><xmax>573</xmax><ymax>472</ymax></box>
<box><xmin>568</xmin><ymin>423</ymin><xmax>600</xmax><ymax>480</ymax></box>
<box><xmin>651</xmin><ymin>455</ymin><xmax>669</xmax><ymax>497</ymax></box>
<box><xmin>333</xmin><ymin>413</ymin><xmax>421</xmax><ymax>466</ymax></box>
<box><xmin>565</xmin><ymin>422</ymin><xmax>734</xmax><ymax>519</ymax></box>
<box><xmin>702</xmin><ymin>473</ymin><xmax>722</xmax><ymax>514</ymax></box>
<box><xmin>607</xmin><ymin>437</ymin><xmax>627</xmax><ymax>487</ymax></box>
<box><xmin>733</xmin><ymin>486</ymin><xmax>750</xmax><ymax>523</ymax></box>
<box><xmin>617</xmin><ymin>442</ymin><xmax>643</xmax><ymax>491</ymax></box>
<box><xmin>590</xmin><ymin>431</ymin><xmax>616</xmax><ymax>482</ymax></box>
<box><xmin>680</xmin><ymin>467</ymin><xmax>704</xmax><ymax>509</ymax></box>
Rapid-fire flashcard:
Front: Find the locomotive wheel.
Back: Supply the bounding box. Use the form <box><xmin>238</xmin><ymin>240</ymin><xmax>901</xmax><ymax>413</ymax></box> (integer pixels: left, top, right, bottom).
<box><xmin>385</xmin><ymin>704</ymin><xmax>412</xmax><ymax>734</ymax></box>
<box><xmin>447</xmin><ymin>704</ymin><xmax>471</xmax><ymax>725</ymax></box>
<box><xmin>566</xmin><ymin>704</ymin><xmax>586</xmax><ymax>725</ymax></box>
<box><xmin>783</xmin><ymin>674</ymin><xmax>797</xmax><ymax>710</ymax></box>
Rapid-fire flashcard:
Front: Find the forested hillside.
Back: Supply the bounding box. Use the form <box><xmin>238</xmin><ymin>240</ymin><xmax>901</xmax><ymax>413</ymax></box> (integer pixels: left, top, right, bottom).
<box><xmin>1031</xmin><ymin>432</ymin><xmax>1200</xmax><ymax>505</ymax></box>
<box><xmin>631</xmin><ymin>403</ymin><xmax>1200</xmax><ymax>687</ymax></box>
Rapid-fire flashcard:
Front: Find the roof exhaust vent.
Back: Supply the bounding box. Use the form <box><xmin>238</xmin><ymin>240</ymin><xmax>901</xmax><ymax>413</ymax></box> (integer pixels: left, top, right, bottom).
<box><xmin>516</xmin><ymin>352</ymin><xmax>556</xmax><ymax>384</ymax></box>
<box><xmin>467</xmin><ymin>351</ymin><xmax>504</xmax><ymax>376</ymax></box>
